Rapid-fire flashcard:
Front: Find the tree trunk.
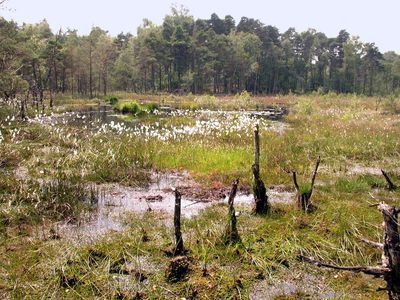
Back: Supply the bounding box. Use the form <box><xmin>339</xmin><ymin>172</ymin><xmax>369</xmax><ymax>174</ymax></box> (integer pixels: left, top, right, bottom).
<box><xmin>49</xmin><ymin>87</ymin><xmax>54</xmax><ymax>109</ymax></box>
<box><xmin>89</xmin><ymin>42</ymin><xmax>93</xmax><ymax>99</ymax></box>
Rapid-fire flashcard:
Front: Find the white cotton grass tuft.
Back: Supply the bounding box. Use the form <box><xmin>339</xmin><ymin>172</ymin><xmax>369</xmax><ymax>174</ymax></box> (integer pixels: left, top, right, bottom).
<box><xmin>28</xmin><ymin>109</ymin><xmax>285</xmax><ymax>143</ymax></box>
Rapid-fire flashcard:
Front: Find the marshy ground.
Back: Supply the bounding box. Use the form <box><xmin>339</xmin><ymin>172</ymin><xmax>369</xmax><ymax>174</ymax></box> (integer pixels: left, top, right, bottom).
<box><xmin>0</xmin><ymin>93</ymin><xmax>399</xmax><ymax>299</ymax></box>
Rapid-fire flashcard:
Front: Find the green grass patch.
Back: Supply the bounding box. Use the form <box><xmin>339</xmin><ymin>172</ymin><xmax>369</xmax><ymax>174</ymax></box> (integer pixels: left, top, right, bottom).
<box><xmin>335</xmin><ymin>174</ymin><xmax>386</xmax><ymax>193</ymax></box>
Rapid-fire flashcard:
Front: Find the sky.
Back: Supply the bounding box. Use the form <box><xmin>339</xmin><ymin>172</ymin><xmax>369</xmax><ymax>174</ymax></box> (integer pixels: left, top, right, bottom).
<box><xmin>1</xmin><ymin>0</ymin><xmax>399</xmax><ymax>53</ymax></box>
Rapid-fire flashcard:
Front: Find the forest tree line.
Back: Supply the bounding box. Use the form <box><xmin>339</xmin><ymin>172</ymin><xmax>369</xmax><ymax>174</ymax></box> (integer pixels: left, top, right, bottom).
<box><xmin>1</xmin><ymin>7</ymin><xmax>400</xmax><ymax>103</ymax></box>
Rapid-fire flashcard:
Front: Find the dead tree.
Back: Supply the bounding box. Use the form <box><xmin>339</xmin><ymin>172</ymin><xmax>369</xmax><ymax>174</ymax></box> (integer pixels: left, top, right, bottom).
<box><xmin>174</xmin><ymin>188</ymin><xmax>184</xmax><ymax>255</ymax></box>
<box><xmin>292</xmin><ymin>156</ymin><xmax>320</xmax><ymax>212</ymax></box>
<box><xmin>300</xmin><ymin>202</ymin><xmax>400</xmax><ymax>300</ymax></box>
<box><xmin>381</xmin><ymin>169</ymin><xmax>397</xmax><ymax>191</ymax></box>
<box><xmin>252</xmin><ymin>124</ymin><xmax>269</xmax><ymax>214</ymax></box>
<box><xmin>223</xmin><ymin>179</ymin><xmax>240</xmax><ymax>244</ymax></box>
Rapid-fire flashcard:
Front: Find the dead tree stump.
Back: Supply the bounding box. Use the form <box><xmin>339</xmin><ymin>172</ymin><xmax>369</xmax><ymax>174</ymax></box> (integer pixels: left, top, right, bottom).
<box><xmin>252</xmin><ymin>123</ymin><xmax>269</xmax><ymax>214</ymax></box>
<box><xmin>379</xmin><ymin>203</ymin><xmax>400</xmax><ymax>300</ymax></box>
<box><xmin>293</xmin><ymin>156</ymin><xmax>320</xmax><ymax>212</ymax></box>
<box><xmin>165</xmin><ymin>256</ymin><xmax>189</xmax><ymax>282</ymax></box>
<box><xmin>223</xmin><ymin>179</ymin><xmax>240</xmax><ymax>244</ymax></box>
<box><xmin>381</xmin><ymin>169</ymin><xmax>397</xmax><ymax>191</ymax></box>
<box><xmin>300</xmin><ymin>202</ymin><xmax>400</xmax><ymax>300</ymax></box>
<box><xmin>174</xmin><ymin>188</ymin><xmax>184</xmax><ymax>256</ymax></box>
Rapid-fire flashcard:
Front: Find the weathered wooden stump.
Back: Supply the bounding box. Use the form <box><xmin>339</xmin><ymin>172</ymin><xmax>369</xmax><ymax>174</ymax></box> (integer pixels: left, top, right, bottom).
<box><xmin>292</xmin><ymin>156</ymin><xmax>320</xmax><ymax>212</ymax></box>
<box><xmin>173</xmin><ymin>188</ymin><xmax>184</xmax><ymax>256</ymax></box>
<box><xmin>379</xmin><ymin>203</ymin><xmax>400</xmax><ymax>300</ymax></box>
<box><xmin>252</xmin><ymin>123</ymin><xmax>269</xmax><ymax>214</ymax></box>
<box><xmin>223</xmin><ymin>179</ymin><xmax>241</xmax><ymax>244</ymax></box>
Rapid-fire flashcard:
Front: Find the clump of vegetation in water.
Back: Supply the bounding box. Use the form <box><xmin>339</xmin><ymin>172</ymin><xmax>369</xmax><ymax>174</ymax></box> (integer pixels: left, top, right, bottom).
<box><xmin>114</xmin><ymin>101</ymin><xmax>159</xmax><ymax>116</ymax></box>
<box><xmin>114</xmin><ymin>101</ymin><xmax>143</xmax><ymax>115</ymax></box>
<box><xmin>104</xmin><ymin>95</ymin><xmax>119</xmax><ymax>105</ymax></box>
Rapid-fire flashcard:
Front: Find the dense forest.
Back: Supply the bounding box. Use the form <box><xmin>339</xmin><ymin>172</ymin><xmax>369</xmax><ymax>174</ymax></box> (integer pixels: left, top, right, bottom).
<box><xmin>1</xmin><ymin>6</ymin><xmax>400</xmax><ymax>101</ymax></box>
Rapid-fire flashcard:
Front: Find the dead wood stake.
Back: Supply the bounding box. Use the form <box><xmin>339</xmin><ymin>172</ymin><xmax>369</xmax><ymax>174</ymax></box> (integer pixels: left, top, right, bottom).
<box><xmin>223</xmin><ymin>179</ymin><xmax>240</xmax><ymax>244</ymax></box>
<box><xmin>293</xmin><ymin>156</ymin><xmax>320</xmax><ymax>212</ymax></box>
<box><xmin>252</xmin><ymin>123</ymin><xmax>269</xmax><ymax>214</ymax></box>
<box><xmin>174</xmin><ymin>188</ymin><xmax>184</xmax><ymax>255</ymax></box>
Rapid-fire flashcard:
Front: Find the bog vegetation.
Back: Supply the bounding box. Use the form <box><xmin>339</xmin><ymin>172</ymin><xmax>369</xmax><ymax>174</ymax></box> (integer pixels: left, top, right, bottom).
<box><xmin>0</xmin><ymin>92</ymin><xmax>399</xmax><ymax>299</ymax></box>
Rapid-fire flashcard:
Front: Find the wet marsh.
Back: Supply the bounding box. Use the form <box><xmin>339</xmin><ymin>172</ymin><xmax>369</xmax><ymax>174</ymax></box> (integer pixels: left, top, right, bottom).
<box><xmin>1</xmin><ymin>93</ymin><xmax>399</xmax><ymax>299</ymax></box>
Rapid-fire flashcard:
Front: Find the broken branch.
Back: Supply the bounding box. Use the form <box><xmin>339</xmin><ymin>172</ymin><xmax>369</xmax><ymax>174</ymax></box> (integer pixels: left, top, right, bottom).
<box><xmin>299</xmin><ymin>255</ymin><xmax>390</xmax><ymax>276</ymax></box>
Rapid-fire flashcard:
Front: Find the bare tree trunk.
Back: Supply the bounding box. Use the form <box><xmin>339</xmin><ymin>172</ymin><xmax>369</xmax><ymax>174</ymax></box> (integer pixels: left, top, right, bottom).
<box><xmin>223</xmin><ymin>179</ymin><xmax>240</xmax><ymax>244</ymax></box>
<box><xmin>89</xmin><ymin>42</ymin><xmax>93</xmax><ymax>99</ymax></box>
<box><xmin>174</xmin><ymin>188</ymin><xmax>184</xmax><ymax>255</ymax></box>
<box><xmin>252</xmin><ymin>124</ymin><xmax>269</xmax><ymax>214</ymax></box>
<box><xmin>20</xmin><ymin>92</ymin><xmax>28</xmax><ymax>121</ymax></box>
<box><xmin>49</xmin><ymin>88</ymin><xmax>54</xmax><ymax>109</ymax></box>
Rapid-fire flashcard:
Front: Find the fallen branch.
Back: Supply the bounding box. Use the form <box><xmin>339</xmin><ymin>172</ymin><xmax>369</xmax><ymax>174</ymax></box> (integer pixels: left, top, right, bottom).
<box><xmin>359</xmin><ymin>237</ymin><xmax>384</xmax><ymax>250</ymax></box>
<box><xmin>299</xmin><ymin>255</ymin><xmax>390</xmax><ymax>276</ymax></box>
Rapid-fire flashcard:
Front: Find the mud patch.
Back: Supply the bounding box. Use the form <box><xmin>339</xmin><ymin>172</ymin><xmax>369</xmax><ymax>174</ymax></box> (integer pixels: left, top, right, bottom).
<box><xmin>250</xmin><ymin>271</ymin><xmax>336</xmax><ymax>299</ymax></box>
<box><xmin>269</xmin><ymin>186</ymin><xmax>296</xmax><ymax>205</ymax></box>
<box><xmin>59</xmin><ymin>172</ymin><xmax>295</xmax><ymax>241</ymax></box>
<box><xmin>347</xmin><ymin>164</ymin><xmax>381</xmax><ymax>176</ymax></box>
<box><xmin>14</xmin><ymin>165</ymin><xmax>29</xmax><ymax>180</ymax></box>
